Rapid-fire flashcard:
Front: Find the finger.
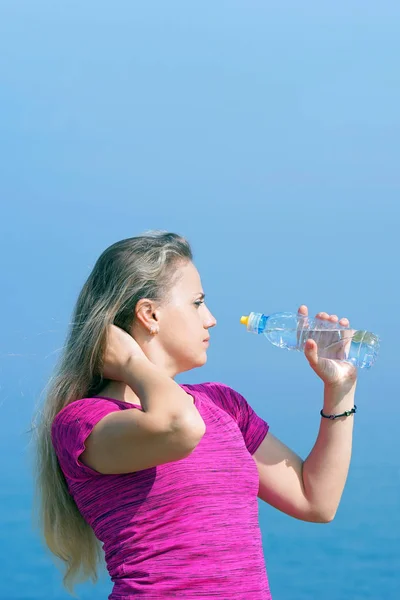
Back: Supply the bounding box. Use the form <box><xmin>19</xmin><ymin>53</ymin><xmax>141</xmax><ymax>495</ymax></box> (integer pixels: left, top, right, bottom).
<box><xmin>316</xmin><ymin>312</ymin><xmax>329</xmax><ymax>319</ymax></box>
<box><xmin>337</xmin><ymin>317</ymin><xmax>351</xmax><ymax>358</ymax></box>
<box><xmin>304</xmin><ymin>338</ymin><xmax>319</xmax><ymax>366</ymax></box>
<box><xmin>298</xmin><ymin>305</ymin><xmax>308</xmax><ymax>316</ymax></box>
<box><xmin>297</xmin><ymin>305</ymin><xmax>309</xmax><ymax>346</ymax></box>
<box><xmin>329</xmin><ymin>314</ymin><xmax>338</xmax><ymax>322</ymax></box>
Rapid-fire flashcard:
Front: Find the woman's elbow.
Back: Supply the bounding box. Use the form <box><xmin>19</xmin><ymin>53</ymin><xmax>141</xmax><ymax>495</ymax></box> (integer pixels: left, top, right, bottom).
<box><xmin>310</xmin><ymin>507</ymin><xmax>337</xmax><ymax>523</ymax></box>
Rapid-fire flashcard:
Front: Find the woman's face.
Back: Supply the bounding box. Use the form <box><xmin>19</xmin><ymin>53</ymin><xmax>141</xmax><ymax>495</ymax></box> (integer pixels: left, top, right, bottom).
<box><xmin>156</xmin><ymin>261</ymin><xmax>217</xmax><ymax>375</ymax></box>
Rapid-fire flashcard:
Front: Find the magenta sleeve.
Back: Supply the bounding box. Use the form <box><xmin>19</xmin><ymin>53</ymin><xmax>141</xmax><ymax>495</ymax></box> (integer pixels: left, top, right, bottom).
<box><xmin>225</xmin><ymin>386</ymin><xmax>269</xmax><ymax>454</ymax></box>
<box><xmin>199</xmin><ymin>382</ymin><xmax>270</xmax><ymax>455</ymax></box>
<box><xmin>51</xmin><ymin>397</ymin><xmax>122</xmax><ymax>480</ymax></box>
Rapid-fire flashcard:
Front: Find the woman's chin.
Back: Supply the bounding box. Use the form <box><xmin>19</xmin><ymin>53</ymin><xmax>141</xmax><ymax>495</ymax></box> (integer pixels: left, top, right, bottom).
<box><xmin>196</xmin><ymin>352</ymin><xmax>208</xmax><ymax>367</ymax></box>
<box><xmin>175</xmin><ymin>354</ymin><xmax>207</xmax><ymax>375</ymax></box>
<box><xmin>190</xmin><ymin>353</ymin><xmax>208</xmax><ymax>370</ymax></box>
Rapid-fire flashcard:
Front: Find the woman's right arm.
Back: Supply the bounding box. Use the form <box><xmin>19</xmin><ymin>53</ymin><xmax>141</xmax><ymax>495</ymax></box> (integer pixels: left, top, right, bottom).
<box><xmin>81</xmin><ymin>328</ymin><xmax>205</xmax><ymax>475</ymax></box>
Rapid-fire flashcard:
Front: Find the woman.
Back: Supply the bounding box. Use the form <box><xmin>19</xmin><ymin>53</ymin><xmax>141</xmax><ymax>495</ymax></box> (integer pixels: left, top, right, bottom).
<box><xmin>35</xmin><ymin>231</ymin><xmax>357</xmax><ymax>599</ymax></box>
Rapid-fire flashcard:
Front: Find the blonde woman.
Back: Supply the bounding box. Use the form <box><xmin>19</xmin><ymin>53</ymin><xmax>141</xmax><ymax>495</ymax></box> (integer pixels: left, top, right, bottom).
<box><xmin>36</xmin><ymin>231</ymin><xmax>357</xmax><ymax>599</ymax></box>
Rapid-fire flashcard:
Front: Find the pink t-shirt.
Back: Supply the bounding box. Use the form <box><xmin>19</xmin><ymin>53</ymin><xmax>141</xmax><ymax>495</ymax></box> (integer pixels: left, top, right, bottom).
<box><xmin>52</xmin><ymin>382</ymin><xmax>271</xmax><ymax>599</ymax></box>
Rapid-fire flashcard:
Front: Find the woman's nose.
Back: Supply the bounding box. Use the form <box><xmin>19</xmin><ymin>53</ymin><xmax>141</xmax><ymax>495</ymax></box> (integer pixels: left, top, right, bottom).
<box><xmin>206</xmin><ymin>311</ymin><xmax>217</xmax><ymax>329</ymax></box>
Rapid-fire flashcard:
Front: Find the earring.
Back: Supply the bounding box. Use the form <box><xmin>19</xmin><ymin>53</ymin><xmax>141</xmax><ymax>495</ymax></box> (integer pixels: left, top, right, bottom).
<box><xmin>149</xmin><ymin>325</ymin><xmax>159</xmax><ymax>335</ymax></box>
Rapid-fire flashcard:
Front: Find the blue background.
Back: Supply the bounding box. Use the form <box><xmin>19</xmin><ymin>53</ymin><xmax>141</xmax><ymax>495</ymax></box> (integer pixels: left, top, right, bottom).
<box><xmin>0</xmin><ymin>2</ymin><xmax>399</xmax><ymax>598</ymax></box>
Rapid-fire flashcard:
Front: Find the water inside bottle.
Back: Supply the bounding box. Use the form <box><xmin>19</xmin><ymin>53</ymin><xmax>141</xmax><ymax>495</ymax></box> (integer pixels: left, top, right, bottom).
<box><xmin>267</xmin><ymin>327</ymin><xmax>379</xmax><ymax>367</ymax></box>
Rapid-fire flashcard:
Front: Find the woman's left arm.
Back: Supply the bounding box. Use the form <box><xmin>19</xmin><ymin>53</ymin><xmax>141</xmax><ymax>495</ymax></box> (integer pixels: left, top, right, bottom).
<box><xmin>253</xmin><ymin>305</ymin><xmax>358</xmax><ymax>523</ymax></box>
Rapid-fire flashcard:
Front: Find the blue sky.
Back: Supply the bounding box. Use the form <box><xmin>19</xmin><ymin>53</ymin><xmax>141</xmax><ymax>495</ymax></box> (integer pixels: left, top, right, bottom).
<box><xmin>0</xmin><ymin>2</ymin><xmax>399</xmax><ymax>597</ymax></box>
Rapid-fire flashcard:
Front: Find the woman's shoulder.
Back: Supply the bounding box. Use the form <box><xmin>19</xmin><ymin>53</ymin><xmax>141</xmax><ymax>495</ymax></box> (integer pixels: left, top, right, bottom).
<box><xmin>54</xmin><ymin>396</ymin><xmax>124</xmax><ymax>422</ymax></box>
<box><xmin>181</xmin><ymin>381</ymin><xmax>244</xmax><ymax>410</ymax></box>
<box><xmin>51</xmin><ymin>396</ymin><xmax>126</xmax><ymax>443</ymax></box>
<box><xmin>181</xmin><ymin>380</ymin><xmax>230</xmax><ymax>394</ymax></box>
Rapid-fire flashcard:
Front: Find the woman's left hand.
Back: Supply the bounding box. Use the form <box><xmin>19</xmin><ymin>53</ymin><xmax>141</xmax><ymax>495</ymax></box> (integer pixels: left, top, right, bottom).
<box><xmin>298</xmin><ymin>305</ymin><xmax>358</xmax><ymax>389</ymax></box>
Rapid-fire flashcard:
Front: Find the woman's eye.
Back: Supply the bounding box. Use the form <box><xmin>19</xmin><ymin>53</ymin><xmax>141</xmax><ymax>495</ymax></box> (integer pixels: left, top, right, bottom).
<box><xmin>194</xmin><ymin>300</ymin><xmax>205</xmax><ymax>308</ymax></box>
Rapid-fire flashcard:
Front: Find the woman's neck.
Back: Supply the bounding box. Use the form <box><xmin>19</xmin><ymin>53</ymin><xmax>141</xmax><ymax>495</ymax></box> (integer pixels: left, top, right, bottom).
<box><xmin>95</xmin><ymin>381</ymin><xmax>142</xmax><ymax>406</ymax></box>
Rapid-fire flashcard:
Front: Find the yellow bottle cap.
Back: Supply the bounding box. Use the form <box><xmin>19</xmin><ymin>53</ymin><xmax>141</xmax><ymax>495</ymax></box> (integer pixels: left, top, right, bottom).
<box><xmin>240</xmin><ymin>315</ymin><xmax>249</xmax><ymax>326</ymax></box>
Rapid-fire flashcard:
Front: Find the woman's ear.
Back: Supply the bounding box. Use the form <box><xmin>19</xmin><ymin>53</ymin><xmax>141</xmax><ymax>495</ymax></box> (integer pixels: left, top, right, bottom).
<box><xmin>135</xmin><ymin>298</ymin><xmax>159</xmax><ymax>332</ymax></box>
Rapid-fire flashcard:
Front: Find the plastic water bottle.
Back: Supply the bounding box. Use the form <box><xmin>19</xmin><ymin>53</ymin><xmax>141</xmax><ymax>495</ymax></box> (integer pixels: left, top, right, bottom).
<box><xmin>240</xmin><ymin>311</ymin><xmax>380</xmax><ymax>369</ymax></box>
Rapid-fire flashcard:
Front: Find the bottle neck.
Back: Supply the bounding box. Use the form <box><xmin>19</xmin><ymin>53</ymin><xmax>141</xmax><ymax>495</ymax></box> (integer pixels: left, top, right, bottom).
<box><xmin>247</xmin><ymin>312</ymin><xmax>269</xmax><ymax>334</ymax></box>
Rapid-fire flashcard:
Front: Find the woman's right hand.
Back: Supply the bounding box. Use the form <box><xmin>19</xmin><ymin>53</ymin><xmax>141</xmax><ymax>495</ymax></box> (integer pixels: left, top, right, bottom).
<box><xmin>102</xmin><ymin>324</ymin><xmax>149</xmax><ymax>382</ymax></box>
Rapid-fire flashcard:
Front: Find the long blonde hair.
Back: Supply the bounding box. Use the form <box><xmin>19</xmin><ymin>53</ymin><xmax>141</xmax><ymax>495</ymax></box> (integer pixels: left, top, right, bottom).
<box><xmin>34</xmin><ymin>231</ymin><xmax>192</xmax><ymax>593</ymax></box>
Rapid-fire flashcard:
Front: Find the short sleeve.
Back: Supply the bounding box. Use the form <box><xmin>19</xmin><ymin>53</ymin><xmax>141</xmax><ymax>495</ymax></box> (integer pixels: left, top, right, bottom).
<box><xmin>51</xmin><ymin>397</ymin><xmax>123</xmax><ymax>481</ymax></box>
<box><xmin>200</xmin><ymin>382</ymin><xmax>269</xmax><ymax>455</ymax></box>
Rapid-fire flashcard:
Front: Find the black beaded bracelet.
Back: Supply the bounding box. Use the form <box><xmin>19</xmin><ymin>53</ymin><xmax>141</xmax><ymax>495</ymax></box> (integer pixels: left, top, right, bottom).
<box><xmin>320</xmin><ymin>405</ymin><xmax>357</xmax><ymax>420</ymax></box>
